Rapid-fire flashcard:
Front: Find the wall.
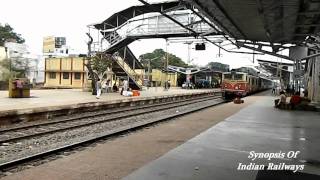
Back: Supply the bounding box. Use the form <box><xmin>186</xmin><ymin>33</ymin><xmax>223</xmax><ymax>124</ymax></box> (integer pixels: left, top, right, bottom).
<box><xmin>306</xmin><ymin>56</ymin><xmax>320</xmax><ymax>102</ymax></box>
<box><xmin>0</xmin><ymin>46</ymin><xmax>6</xmax><ymax>61</ymax></box>
<box><xmin>0</xmin><ymin>47</ymin><xmax>6</xmax><ymax>82</ymax></box>
<box><xmin>151</xmin><ymin>69</ymin><xmax>177</xmax><ymax>87</ymax></box>
<box><xmin>44</xmin><ymin>57</ymin><xmax>86</xmax><ymax>88</ymax></box>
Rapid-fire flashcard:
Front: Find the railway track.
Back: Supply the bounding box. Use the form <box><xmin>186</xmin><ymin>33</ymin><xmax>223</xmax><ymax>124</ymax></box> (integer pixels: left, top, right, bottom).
<box><xmin>0</xmin><ymin>95</ymin><xmax>225</xmax><ymax>172</ymax></box>
<box><xmin>0</xmin><ymin>94</ymin><xmax>219</xmax><ymax>144</ymax></box>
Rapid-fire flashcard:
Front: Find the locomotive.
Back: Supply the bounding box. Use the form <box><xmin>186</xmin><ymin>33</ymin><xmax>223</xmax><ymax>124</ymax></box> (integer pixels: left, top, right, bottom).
<box><xmin>221</xmin><ymin>67</ymin><xmax>273</xmax><ymax>98</ymax></box>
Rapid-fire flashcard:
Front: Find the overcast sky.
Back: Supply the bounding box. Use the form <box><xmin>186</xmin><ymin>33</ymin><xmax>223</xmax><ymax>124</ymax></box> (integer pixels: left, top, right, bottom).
<box><xmin>0</xmin><ymin>0</ymin><xmax>290</xmax><ymax>68</ymax></box>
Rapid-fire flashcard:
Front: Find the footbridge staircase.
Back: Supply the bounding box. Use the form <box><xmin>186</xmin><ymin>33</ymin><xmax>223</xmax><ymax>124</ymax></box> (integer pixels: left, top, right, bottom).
<box><xmin>89</xmin><ymin>1</ymin><xmax>220</xmax><ymax>90</ymax></box>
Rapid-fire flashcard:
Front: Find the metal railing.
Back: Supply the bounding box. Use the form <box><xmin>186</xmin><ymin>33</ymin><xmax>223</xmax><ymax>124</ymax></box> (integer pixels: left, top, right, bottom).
<box><xmin>102</xmin><ymin>11</ymin><xmax>215</xmax><ymax>48</ymax></box>
<box><xmin>113</xmin><ymin>55</ymin><xmax>143</xmax><ymax>88</ymax></box>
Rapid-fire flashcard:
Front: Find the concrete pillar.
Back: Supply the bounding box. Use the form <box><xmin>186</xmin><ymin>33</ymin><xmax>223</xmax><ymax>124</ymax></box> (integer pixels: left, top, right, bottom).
<box><xmin>289</xmin><ymin>46</ymin><xmax>308</xmax><ymax>92</ymax></box>
<box><xmin>307</xmin><ymin>56</ymin><xmax>320</xmax><ymax>103</ymax></box>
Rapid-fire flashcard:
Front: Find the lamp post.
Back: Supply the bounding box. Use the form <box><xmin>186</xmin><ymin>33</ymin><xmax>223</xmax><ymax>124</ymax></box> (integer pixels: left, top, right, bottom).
<box><xmin>164</xmin><ymin>39</ymin><xmax>169</xmax><ymax>91</ymax></box>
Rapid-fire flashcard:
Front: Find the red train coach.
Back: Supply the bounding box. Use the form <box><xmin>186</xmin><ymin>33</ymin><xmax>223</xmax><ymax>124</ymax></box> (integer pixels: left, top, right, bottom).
<box><xmin>221</xmin><ymin>71</ymin><xmax>272</xmax><ymax>98</ymax></box>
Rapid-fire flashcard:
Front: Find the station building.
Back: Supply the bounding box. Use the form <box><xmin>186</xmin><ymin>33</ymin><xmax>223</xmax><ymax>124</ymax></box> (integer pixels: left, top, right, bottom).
<box><xmin>44</xmin><ymin>57</ymin><xmax>87</xmax><ymax>88</ymax></box>
<box><xmin>149</xmin><ymin>69</ymin><xmax>178</xmax><ymax>87</ymax></box>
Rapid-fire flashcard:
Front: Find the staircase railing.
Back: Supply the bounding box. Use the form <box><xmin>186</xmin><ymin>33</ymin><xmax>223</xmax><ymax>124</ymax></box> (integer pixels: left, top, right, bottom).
<box><xmin>113</xmin><ymin>55</ymin><xmax>143</xmax><ymax>88</ymax></box>
<box><xmin>102</xmin><ymin>11</ymin><xmax>215</xmax><ymax>49</ymax></box>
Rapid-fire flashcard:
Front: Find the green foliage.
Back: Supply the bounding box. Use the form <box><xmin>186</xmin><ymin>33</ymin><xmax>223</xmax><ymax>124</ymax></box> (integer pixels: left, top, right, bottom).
<box><xmin>206</xmin><ymin>61</ymin><xmax>230</xmax><ymax>72</ymax></box>
<box><xmin>91</xmin><ymin>53</ymin><xmax>113</xmax><ymax>77</ymax></box>
<box><xmin>0</xmin><ymin>58</ymin><xmax>29</xmax><ymax>81</ymax></box>
<box><xmin>139</xmin><ymin>49</ymin><xmax>188</xmax><ymax>70</ymax></box>
<box><xmin>0</xmin><ymin>24</ymin><xmax>25</xmax><ymax>46</ymax></box>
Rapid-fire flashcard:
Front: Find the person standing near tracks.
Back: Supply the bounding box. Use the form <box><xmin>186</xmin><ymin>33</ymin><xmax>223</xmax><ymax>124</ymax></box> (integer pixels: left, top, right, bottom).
<box><xmin>123</xmin><ymin>79</ymin><xmax>129</xmax><ymax>91</ymax></box>
<box><xmin>96</xmin><ymin>79</ymin><xmax>102</xmax><ymax>99</ymax></box>
<box><xmin>272</xmin><ymin>84</ymin><xmax>276</xmax><ymax>95</ymax></box>
<box><xmin>105</xmin><ymin>79</ymin><xmax>111</xmax><ymax>93</ymax></box>
<box><xmin>120</xmin><ymin>79</ymin><xmax>128</xmax><ymax>95</ymax></box>
<box><xmin>276</xmin><ymin>91</ymin><xmax>287</xmax><ymax>108</ymax></box>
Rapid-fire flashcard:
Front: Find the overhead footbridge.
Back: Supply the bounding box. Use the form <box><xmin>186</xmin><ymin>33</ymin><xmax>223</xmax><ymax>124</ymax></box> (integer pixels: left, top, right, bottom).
<box><xmin>89</xmin><ymin>1</ymin><xmax>222</xmax><ymax>90</ymax></box>
<box><xmin>92</xmin><ymin>1</ymin><xmax>220</xmax><ymax>54</ymax></box>
<box><xmin>89</xmin><ymin>0</ymin><xmax>320</xmax><ymax>101</ymax></box>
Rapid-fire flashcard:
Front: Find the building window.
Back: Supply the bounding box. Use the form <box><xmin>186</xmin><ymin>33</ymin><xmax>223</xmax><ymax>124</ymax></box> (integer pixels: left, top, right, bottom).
<box><xmin>49</xmin><ymin>72</ymin><xmax>56</xmax><ymax>79</ymax></box>
<box><xmin>74</xmin><ymin>72</ymin><xmax>81</xmax><ymax>80</ymax></box>
<box><xmin>63</xmin><ymin>72</ymin><xmax>69</xmax><ymax>79</ymax></box>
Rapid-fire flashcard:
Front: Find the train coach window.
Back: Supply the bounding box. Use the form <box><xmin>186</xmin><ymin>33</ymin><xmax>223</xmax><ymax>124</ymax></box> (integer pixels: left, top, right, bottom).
<box><xmin>234</xmin><ymin>74</ymin><xmax>243</xmax><ymax>80</ymax></box>
<box><xmin>224</xmin><ymin>74</ymin><xmax>232</xmax><ymax>79</ymax></box>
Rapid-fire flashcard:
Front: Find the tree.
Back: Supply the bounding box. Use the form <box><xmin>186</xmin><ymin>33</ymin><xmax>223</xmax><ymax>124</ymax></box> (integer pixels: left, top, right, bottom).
<box><xmin>0</xmin><ymin>58</ymin><xmax>30</xmax><ymax>80</ymax></box>
<box><xmin>207</xmin><ymin>62</ymin><xmax>230</xmax><ymax>72</ymax></box>
<box><xmin>85</xmin><ymin>32</ymin><xmax>113</xmax><ymax>95</ymax></box>
<box><xmin>139</xmin><ymin>49</ymin><xmax>188</xmax><ymax>70</ymax></box>
<box><xmin>0</xmin><ymin>24</ymin><xmax>25</xmax><ymax>46</ymax></box>
<box><xmin>91</xmin><ymin>53</ymin><xmax>113</xmax><ymax>78</ymax></box>
<box><xmin>0</xmin><ymin>24</ymin><xmax>27</xmax><ymax>83</ymax></box>
<box><xmin>84</xmin><ymin>53</ymin><xmax>113</xmax><ymax>95</ymax></box>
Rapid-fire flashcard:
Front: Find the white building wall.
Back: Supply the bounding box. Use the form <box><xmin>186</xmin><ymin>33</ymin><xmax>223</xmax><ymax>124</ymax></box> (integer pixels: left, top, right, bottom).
<box><xmin>4</xmin><ymin>42</ymin><xmax>44</xmax><ymax>83</ymax></box>
<box><xmin>0</xmin><ymin>46</ymin><xmax>6</xmax><ymax>60</ymax></box>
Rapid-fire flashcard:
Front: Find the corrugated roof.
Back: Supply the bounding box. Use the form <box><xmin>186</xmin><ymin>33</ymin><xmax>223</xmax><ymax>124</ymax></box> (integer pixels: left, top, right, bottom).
<box><xmin>189</xmin><ymin>0</ymin><xmax>320</xmax><ymax>44</ymax></box>
<box><xmin>94</xmin><ymin>1</ymin><xmax>180</xmax><ymax>30</ymax></box>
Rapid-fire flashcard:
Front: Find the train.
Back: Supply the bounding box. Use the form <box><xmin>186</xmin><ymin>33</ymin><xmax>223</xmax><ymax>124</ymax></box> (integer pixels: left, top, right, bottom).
<box><xmin>221</xmin><ymin>68</ymin><xmax>273</xmax><ymax>98</ymax></box>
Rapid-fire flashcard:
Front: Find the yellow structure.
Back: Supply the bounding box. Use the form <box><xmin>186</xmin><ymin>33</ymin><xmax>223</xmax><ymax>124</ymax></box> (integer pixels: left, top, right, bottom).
<box><xmin>43</xmin><ymin>36</ymin><xmax>56</xmax><ymax>53</ymax></box>
<box><xmin>44</xmin><ymin>57</ymin><xmax>87</xmax><ymax>88</ymax></box>
<box><xmin>150</xmin><ymin>69</ymin><xmax>178</xmax><ymax>87</ymax></box>
<box><xmin>9</xmin><ymin>78</ymin><xmax>30</xmax><ymax>98</ymax></box>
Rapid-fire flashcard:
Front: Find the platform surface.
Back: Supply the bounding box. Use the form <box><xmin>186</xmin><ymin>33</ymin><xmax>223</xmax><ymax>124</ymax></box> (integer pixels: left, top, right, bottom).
<box><xmin>124</xmin><ymin>94</ymin><xmax>320</xmax><ymax>180</ymax></box>
<box><xmin>0</xmin><ymin>88</ymin><xmax>219</xmax><ymax>113</ymax></box>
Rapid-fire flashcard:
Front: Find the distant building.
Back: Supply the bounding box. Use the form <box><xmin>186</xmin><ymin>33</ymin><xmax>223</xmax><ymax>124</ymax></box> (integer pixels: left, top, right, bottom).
<box><xmin>149</xmin><ymin>69</ymin><xmax>178</xmax><ymax>87</ymax></box>
<box><xmin>43</xmin><ymin>36</ymin><xmax>89</xmax><ymax>88</ymax></box>
<box><xmin>0</xmin><ymin>46</ymin><xmax>6</xmax><ymax>60</ymax></box>
<box><xmin>0</xmin><ymin>47</ymin><xmax>7</xmax><ymax>85</ymax></box>
<box><xmin>43</xmin><ymin>36</ymin><xmax>77</xmax><ymax>57</ymax></box>
<box><xmin>2</xmin><ymin>42</ymin><xmax>43</xmax><ymax>83</ymax></box>
<box><xmin>44</xmin><ymin>57</ymin><xmax>88</xmax><ymax>88</ymax></box>
<box><xmin>208</xmin><ymin>62</ymin><xmax>230</xmax><ymax>72</ymax></box>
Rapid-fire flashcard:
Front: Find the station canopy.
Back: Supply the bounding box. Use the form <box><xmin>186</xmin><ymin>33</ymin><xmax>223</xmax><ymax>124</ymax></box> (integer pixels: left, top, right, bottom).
<box><xmin>94</xmin><ymin>1</ymin><xmax>180</xmax><ymax>30</ymax></box>
<box><xmin>92</xmin><ymin>0</ymin><xmax>320</xmax><ymax>60</ymax></box>
<box><xmin>189</xmin><ymin>0</ymin><xmax>320</xmax><ymax>44</ymax></box>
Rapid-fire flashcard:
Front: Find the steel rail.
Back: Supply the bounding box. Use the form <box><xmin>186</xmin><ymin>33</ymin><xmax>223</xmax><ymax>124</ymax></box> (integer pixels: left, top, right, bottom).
<box><xmin>0</xmin><ymin>98</ymin><xmax>226</xmax><ymax>170</ymax></box>
<box><xmin>0</xmin><ymin>96</ymin><xmax>222</xmax><ymax>144</ymax></box>
<box><xmin>0</xmin><ymin>93</ymin><xmax>218</xmax><ymax>133</ymax></box>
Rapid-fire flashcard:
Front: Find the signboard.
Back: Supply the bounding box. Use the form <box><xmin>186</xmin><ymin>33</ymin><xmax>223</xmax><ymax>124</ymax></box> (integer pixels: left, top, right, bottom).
<box><xmin>289</xmin><ymin>46</ymin><xmax>307</xmax><ymax>60</ymax></box>
<box><xmin>293</xmin><ymin>70</ymin><xmax>304</xmax><ymax>78</ymax></box>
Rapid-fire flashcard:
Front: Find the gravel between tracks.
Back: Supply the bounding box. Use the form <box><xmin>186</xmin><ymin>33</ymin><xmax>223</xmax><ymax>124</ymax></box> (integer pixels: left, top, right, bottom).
<box><xmin>0</xmin><ymin>92</ymin><xmax>267</xmax><ymax>180</ymax></box>
<box><xmin>0</xmin><ymin>98</ymin><xmax>223</xmax><ymax>165</ymax></box>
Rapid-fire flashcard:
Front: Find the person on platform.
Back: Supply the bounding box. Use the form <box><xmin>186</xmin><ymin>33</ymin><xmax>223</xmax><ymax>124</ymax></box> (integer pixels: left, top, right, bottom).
<box><xmin>120</xmin><ymin>79</ymin><xmax>128</xmax><ymax>95</ymax></box>
<box><xmin>15</xmin><ymin>79</ymin><xmax>24</xmax><ymax>97</ymax></box>
<box><xmin>113</xmin><ymin>83</ymin><xmax>118</xmax><ymax>92</ymax></box>
<box><xmin>276</xmin><ymin>91</ymin><xmax>287</xmax><ymax>108</ymax></box>
<box><xmin>271</xmin><ymin>85</ymin><xmax>276</xmax><ymax>95</ymax></box>
<box><xmin>290</xmin><ymin>92</ymin><xmax>302</xmax><ymax>109</ymax></box>
<box><xmin>96</xmin><ymin>79</ymin><xmax>102</xmax><ymax>99</ymax></box>
<box><xmin>123</xmin><ymin>79</ymin><xmax>129</xmax><ymax>91</ymax></box>
<box><xmin>105</xmin><ymin>79</ymin><xmax>111</xmax><ymax>93</ymax></box>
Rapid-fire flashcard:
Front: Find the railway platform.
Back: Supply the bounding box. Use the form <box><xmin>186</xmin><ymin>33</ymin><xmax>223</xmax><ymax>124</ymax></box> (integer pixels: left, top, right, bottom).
<box><xmin>124</xmin><ymin>94</ymin><xmax>320</xmax><ymax>180</ymax></box>
<box><xmin>0</xmin><ymin>88</ymin><xmax>220</xmax><ymax>125</ymax></box>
